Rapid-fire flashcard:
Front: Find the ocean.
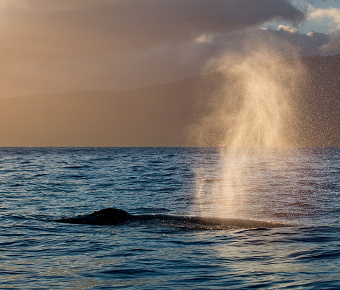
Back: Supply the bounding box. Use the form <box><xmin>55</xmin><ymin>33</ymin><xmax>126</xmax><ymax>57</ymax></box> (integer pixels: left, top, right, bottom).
<box><xmin>1</xmin><ymin>147</ymin><xmax>340</xmax><ymax>289</ymax></box>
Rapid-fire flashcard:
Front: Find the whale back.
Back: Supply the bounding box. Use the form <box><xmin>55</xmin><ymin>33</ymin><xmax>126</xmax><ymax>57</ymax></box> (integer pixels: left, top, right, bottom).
<box><xmin>89</xmin><ymin>208</ymin><xmax>132</xmax><ymax>224</ymax></box>
<box><xmin>56</xmin><ymin>208</ymin><xmax>292</xmax><ymax>228</ymax></box>
<box><xmin>57</xmin><ymin>208</ymin><xmax>132</xmax><ymax>225</ymax></box>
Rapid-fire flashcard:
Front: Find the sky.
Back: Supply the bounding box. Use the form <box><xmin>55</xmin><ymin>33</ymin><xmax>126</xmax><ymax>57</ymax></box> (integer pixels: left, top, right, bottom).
<box><xmin>1</xmin><ymin>0</ymin><xmax>340</xmax><ymax>99</ymax></box>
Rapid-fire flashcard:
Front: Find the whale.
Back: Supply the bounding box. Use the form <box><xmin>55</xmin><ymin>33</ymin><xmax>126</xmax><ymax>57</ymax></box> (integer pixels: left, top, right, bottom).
<box><xmin>55</xmin><ymin>208</ymin><xmax>292</xmax><ymax>229</ymax></box>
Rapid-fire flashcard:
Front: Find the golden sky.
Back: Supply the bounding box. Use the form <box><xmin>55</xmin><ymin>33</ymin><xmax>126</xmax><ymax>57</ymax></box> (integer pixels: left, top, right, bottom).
<box><xmin>2</xmin><ymin>0</ymin><xmax>338</xmax><ymax>99</ymax></box>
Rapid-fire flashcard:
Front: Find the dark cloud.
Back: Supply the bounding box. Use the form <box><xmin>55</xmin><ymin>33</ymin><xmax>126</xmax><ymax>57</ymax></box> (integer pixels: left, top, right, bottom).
<box><xmin>266</xmin><ymin>28</ymin><xmax>331</xmax><ymax>55</ymax></box>
<box><xmin>1</xmin><ymin>0</ymin><xmax>304</xmax><ymax>58</ymax></box>
<box><xmin>262</xmin><ymin>27</ymin><xmax>340</xmax><ymax>56</ymax></box>
<box><xmin>0</xmin><ymin>0</ymin><xmax>305</xmax><ymax>97</ymax></box>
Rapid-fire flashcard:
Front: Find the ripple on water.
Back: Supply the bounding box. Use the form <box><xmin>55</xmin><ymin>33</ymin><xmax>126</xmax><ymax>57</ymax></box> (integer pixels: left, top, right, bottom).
<box><xmin>0</xmin><ymin>147</ymin><xmax>340</xmax><ymax>289</ymax></box>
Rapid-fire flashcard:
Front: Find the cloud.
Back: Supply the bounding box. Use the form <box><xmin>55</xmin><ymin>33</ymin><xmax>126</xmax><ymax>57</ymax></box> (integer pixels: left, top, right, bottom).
<box><xmin>268</xmin><ymin>27</ymin><xmax>331</xmax><ymax>55</ymax></box>
<box><xmin>308</xmin><ymin>5</ymin><xmax>340</xmax><ymax>31</ymax></box>
<box><xmin>0</xmin><ymin>0</ymin><xmax>304</xmax><ymax>57</ymax></box>
<box><xmin>299</xmin><ymin>4</ymin><xmax>340</xmax><ymax>55</ymax></box>
<box><xmin>0</xmin><ymin>0</ymin><xmax>304</xmax><ymax>98</ymax></box>
<box><xmin>278</xmin><ymin>25</ymin><xmax>299</xmax><ymax>33</ymax></box>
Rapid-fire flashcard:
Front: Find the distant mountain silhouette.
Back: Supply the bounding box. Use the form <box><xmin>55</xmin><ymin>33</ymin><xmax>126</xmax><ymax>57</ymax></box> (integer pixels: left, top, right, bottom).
<box><xmin>0</xmin><ymin>55</ymin><xmax>339</xmax><ymax>147</ymax></box>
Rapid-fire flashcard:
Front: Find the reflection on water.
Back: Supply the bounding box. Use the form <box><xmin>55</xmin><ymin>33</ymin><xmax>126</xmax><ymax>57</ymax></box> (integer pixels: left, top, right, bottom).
<box><xmin>195</xmin><ymin>147</ymin><xmax>340</xmax><ymax>225</ymax></box>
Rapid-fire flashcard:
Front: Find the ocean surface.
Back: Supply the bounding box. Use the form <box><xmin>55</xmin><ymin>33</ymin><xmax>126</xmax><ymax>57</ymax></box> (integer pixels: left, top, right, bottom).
<box><xmin>1</xmin><ymin>147</ymin><xmax>340</xmax><ymax>289</ymax></box>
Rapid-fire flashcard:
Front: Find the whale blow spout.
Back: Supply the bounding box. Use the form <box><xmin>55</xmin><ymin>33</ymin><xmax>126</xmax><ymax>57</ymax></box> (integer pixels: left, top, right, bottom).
<box><xmin>56</xmin><ymin>208</ymin><xmax>133</xmax><ymax>225</ymax></box>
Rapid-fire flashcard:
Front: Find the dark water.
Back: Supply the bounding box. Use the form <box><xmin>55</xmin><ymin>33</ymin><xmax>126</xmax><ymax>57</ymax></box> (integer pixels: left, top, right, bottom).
<box><xmin>1</xmin><ymin>147</ymin><xmax>340</xmax><ymax>289</ymax></box>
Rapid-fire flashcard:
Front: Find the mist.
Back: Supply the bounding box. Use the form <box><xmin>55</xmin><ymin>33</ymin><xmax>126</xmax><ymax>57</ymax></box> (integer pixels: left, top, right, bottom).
<box><xmin>191</xmin><ymin>33</ymin><xmax>307</xmax><ymax>217</ymax></box>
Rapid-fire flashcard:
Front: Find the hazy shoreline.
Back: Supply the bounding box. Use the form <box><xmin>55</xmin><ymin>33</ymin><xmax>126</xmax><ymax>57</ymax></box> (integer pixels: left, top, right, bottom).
<box><xmin>1</xmin><ymin>54</ymin><xmax>339</xmax><ymax>147</ymax></box>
